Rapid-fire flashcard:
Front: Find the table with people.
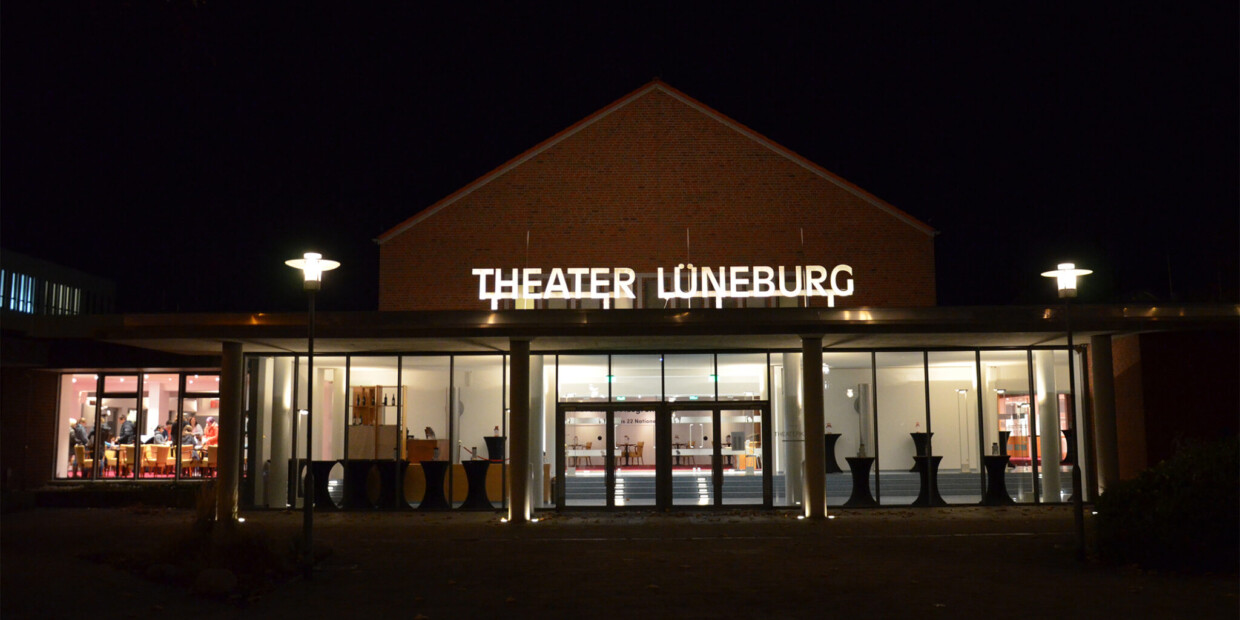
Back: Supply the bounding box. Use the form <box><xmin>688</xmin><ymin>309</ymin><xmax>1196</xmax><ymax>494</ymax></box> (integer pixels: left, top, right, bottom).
<box><xmin>68</xmin><ymin>412</ymin><xmax>221</xmax><ymax>478</ymax></box>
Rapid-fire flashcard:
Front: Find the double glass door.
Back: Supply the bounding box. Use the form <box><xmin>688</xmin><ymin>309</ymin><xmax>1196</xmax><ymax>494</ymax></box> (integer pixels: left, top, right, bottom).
<box><xmin>557</xmin><ymin>402</ymin><xmax>769</xmax><ymax>509</ymax></box>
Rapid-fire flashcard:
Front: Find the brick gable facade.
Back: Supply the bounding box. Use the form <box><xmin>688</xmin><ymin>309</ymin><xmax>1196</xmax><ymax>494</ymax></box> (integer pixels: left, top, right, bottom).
<box><xmin>379</xmin><ymin>82</ymin><xmax>936</xmax><ymax>311</ymax></box>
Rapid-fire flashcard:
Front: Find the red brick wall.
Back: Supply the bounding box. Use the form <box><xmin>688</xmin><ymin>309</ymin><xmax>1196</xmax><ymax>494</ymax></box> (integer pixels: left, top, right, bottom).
<box><xmin>1</xmin><ymin>368</ymin><xmax>59</xmax><ymax>490</ymax></box>
<box><xmin>1109</xmin><ymin>330</ymin><xmax>1239</xmax><ymax>479</ymax></box>
<box><xmin>380</xmin><ymin>88</ymin><xmax>935</xmax><ymax>311</ymax></box>
<box><xmin>1135</xmin><ymin>331</ymin><xmax>1239</xmax><ymax>466</ymax></box>
<box><xmin>1111</xmin><ymin>334</ymin><xmax>1148</xmax><ymax>479</ymax></box>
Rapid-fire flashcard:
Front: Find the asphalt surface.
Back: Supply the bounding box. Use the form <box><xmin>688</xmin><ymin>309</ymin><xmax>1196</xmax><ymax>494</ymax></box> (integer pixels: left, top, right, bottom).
<box><xmin>3</xmin><ymin>505</ymin><xmax>1236</xmax><ymax>619</ymax></box>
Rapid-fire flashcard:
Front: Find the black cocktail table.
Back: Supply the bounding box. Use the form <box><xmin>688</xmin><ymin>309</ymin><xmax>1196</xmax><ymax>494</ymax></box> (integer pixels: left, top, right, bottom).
<box><xmin>417</xmin><ymin>460</ymin><xmax>450</xmax><ymax>511</ymax></box>
<box><xmin>910</xmin><ymin>432</ymin><xmax>933</xmax><ymax>472</ymax></box>
<box><xmin>843</xmin><ymin>456</ymin><xmax>878</xmax><ymax>507</ymax></box>
<box><xmin>980</xmin><ymin>455</ymin><xmax>1014</xmax><ymax>505</ymax></box>
<box><xmin>911</xmin><ymin>455</ymin><xmax>946</xmax><ymax>506</ymax></box>
<box><xmin>459</xmin><ymin>460</ymin><xmax>493</xmax><ymax>510</ymax></box>
<box><xmin>824</xmin><ymin>433</ymin><xmax>843</xmax><ymax>474</ymax></box>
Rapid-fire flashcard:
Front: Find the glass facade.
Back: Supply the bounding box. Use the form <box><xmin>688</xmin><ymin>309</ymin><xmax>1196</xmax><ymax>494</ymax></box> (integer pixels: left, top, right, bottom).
<box><xmin>51</xmin><ymin>345</ymin><xmax>1088</xmax><ymax>513</ymax></box>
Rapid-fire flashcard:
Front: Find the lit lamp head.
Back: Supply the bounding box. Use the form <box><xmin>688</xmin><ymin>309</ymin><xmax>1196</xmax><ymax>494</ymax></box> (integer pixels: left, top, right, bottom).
<box><xmin>285</xmin><ymin>252</ymin><xmax>340</xmax><ymax>291</ymax></box>
<box><xmin>1041</xmin><ymin>262</ymin><xmax>1092</xmax><ymax>299</ymax></box>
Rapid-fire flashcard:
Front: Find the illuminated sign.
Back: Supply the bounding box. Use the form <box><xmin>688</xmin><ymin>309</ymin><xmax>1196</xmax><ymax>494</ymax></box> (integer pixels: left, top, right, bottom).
<box><xmin>471</xmin><ymin>264</ymin><xmax>854</xmax><ymax>309</ymax></box>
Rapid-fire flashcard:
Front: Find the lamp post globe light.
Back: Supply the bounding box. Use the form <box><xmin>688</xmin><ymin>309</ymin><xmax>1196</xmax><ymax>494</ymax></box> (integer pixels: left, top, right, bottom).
<box><xmin>285</xmin><ymin>252</ymin><xmax>339</xmax><ymax>578</ymax></box>
<box><xmin>1041</xmin><ymin>261</ymin><xmax>1090</xmax><ymax>559</ymax></box>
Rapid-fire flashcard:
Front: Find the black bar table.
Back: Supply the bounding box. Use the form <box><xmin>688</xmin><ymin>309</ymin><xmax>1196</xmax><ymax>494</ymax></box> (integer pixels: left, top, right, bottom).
<box><xmin>911</xmin><ymin>455</ymin><xmax>947</xmax><ymax>506</ymax></box>
<box><xmin>1060</xmin><ymin>428</ymin><xmax>1076</xmax><ymax>465</ymax></box>
<box><xmin>484</xmin><ymin>436</ymin><xmax>505</xmax><ymax>462</ymax></box>
<box><xmin>824</xmin><ymin>433</ymin><xmax>843</xmax><ymax>474</ymax></box>
<box><xmin>909</xmin><ymin>432</ymin><xmax>933</xmax><ymax>472</ymax></box>
<box><xmin>980</xmin><ymin>455</ymin><xmax>1015</xmax><ymax>505</ymax></box>
<box><xmin>311</xmin><ymin>460</ymin><xmax>338</xmax><ymax>510</ymax></box>
<box><xmin>843</xmin><ymin>456</ymin><xmax>878</xmax><ymax>507</ymax></box>
<box><xmin>417</xmin><ymin>460</ymin><xmax>451</xmax><ymax>511</ymax></box>
<box><xmin>459</xmin><ymin>460</ymin><xmax>493</xmax><ymax>510</ymax></box>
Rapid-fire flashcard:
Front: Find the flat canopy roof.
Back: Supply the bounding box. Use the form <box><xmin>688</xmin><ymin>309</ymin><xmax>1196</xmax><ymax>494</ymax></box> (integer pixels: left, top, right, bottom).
<box><xmin>14</xmin><ymin>304</ymin><xmax>1237</xmax><ymax>357</ymax></box>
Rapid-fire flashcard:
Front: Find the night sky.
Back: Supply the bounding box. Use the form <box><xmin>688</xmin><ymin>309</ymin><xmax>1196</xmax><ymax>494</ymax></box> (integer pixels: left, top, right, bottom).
<box><xmin>3</xmin><ymin>3</ymin><xmax>1236</xmax><ymax>313</ymax></box>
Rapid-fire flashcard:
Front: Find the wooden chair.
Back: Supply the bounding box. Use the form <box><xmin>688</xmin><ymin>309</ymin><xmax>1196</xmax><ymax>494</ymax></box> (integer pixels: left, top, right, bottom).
<box><xmin>75</xmin><ymin>444</ymin><xmax>93</xmax><ymax>478</ymax></box>
<box><xmin>142</xmin><ymin>445</ymin><xmax>169</xmax><ymax>476</ymax></box>
<box><xmin>178</xmin><ymin>445</ymin><xmax>199</xmax><ymax>476</ymax></box>
<box><xmin>583</xmin><ymin>441</ymin><xmax>593</xmax><ymax>467</ymax></box>
<box><xmin>104</xmin><ymin>449</ymin><xmax>118</xmax><ymax>477</ymax></box>
<box><xmin>632</xmin><ymin>441</ymin><xmax>645</xmax><ymax>465</ymax></box>
<box><xmin>116</xmin><ymin>445</ymin><xmax>135</xmax><ymax>477</ymax></box>
<box><xmin>203</xmin><ymin>445</ymin><xmax>219</xmax><ymax>477</ymax></box>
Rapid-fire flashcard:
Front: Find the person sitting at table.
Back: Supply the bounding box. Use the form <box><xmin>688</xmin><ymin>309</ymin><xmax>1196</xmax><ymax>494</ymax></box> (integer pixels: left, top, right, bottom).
<box><xmin>115</xmin><ymin>412</ymin><xmax>137</xmax><ymax>445</ymax></box>
<box><xmin>151</xmin><ymin>425</ymin><xmax>169</xmax><ymax>445</ymax></box>
<box><xmin>201</xmin><ymin>417</ymin><xmax>219</xmax><ymax>447</ymax></box>
<box><xmin>181</xmin><ymin>425</ymin><xmax>204</xmax><ymax>460</ymax></box>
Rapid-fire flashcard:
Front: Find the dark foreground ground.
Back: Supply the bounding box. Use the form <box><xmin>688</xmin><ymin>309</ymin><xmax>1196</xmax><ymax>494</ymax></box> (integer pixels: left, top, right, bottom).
<box><xmin>3</xmin><ymin>505</ymin><xmax>1236</xmax><ymax>619</ymax></box>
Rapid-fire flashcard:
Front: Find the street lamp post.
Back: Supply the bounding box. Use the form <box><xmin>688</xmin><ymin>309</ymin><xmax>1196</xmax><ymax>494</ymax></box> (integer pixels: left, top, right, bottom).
<box><xmin>285</xmin><ymin>252</ymin><xmax>340</xmax><ymax>579</ymax></box>
<box><xmin>1041</xmin><ymin>262</ymin><xmax>1091</xmax><ymax>560</ymax></box>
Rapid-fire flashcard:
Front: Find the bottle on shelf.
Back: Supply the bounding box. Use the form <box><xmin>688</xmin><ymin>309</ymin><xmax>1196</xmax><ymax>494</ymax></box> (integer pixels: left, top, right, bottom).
<box><xmin>383</xmin><ymin>394</ymin><xmax>388</xmax><ymax>406</ymax></box>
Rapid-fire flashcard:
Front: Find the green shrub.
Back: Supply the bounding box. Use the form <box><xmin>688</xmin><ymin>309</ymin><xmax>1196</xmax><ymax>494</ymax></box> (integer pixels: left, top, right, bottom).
<box><xmin>1095</xmin><ymin>436</ymin><xmax>1239</xmax><ymax>572</ymax></box>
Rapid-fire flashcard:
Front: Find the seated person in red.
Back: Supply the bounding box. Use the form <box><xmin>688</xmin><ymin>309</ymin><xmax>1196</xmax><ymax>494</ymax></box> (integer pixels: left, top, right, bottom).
<box><xmin>201</xmin><ymin>417</ymin><xmax>219</xmax><ymax>447</ymax></box>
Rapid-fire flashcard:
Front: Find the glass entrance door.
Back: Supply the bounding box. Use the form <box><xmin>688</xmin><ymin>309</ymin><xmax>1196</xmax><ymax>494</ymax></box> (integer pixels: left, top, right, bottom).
<box><xmin>670</xmin><ymin>408</ymin><xmax>715</xmax><ymax>506</ymax></box>
<box><xmin>558</xmin><ymin>403</ymin><xmax>768</xmax><ymax>509</ymax></box>
<box><xmin>720</xmin><ymin>408</ymin><xmax>766</xmax><ymax>505</ymax></box>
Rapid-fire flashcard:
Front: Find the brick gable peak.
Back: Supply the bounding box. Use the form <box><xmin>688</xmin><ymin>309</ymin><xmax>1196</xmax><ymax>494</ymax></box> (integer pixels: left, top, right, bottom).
<box><xmin>377</xmin><ymin>79</ymin><xmax>936</xmax><ymax>244</ymax></box>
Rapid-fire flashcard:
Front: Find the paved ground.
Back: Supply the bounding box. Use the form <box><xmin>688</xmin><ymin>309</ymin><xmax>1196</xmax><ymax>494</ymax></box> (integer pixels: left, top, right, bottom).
<box><xmin>3</xmin><ymin>505</ymin><xmax>1237</xmax><ymax>619</ymax></box>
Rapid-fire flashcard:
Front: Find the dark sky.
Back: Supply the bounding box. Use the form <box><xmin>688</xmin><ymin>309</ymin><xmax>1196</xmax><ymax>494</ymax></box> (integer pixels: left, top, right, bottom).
<box><xmin>3</xmin><ymin>3</ymin><xmax>1236</xmax><ymax>312</ymax></box>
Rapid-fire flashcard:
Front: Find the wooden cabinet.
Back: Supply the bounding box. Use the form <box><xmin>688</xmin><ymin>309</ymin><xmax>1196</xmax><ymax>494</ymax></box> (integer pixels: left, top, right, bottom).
<box><xmin>349</xmin><ymin>385</ymin><xmax>407</xmax><ymax>459</ymax></box>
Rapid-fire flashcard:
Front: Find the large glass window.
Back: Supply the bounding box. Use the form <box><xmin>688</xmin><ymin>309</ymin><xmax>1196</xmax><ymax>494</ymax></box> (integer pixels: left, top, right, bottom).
<box><xmin>927</xmin><ymin>352</ymin><xmax>982</xmax><ymax>504</ymax></box>
<box><xmin>875</xmin><ymin>353</ymin><xmax>927</xmax><ymax>505</ymax></box>
<box><xmin>663</xmin><ymin>354</ymin><xmax>714</xmax><ymax>402</ymax></box>
<box><xmin>453</xmin><ymin>355</ymin><xmax>506</xmax><ymax>461</ymax></box>
<box><xmin>1032</xmin><ymin>349</ymin><xmax>1085</xmax><ymax>502</ymax></box>
<box><xmin>557</xmin><ymin>355</ymin><xmax>609</xmax><ymax>403</ymax></box>
<box><xmin>717</xmin><ymin>353</ymin><xmax>767</xmax><ymax>401</ymax></box>
<box><xmin>610</xmin><ymin>354</ymin><xmax>661</xmax><ymax>403</ymax></box>
<box><xmin>400</xmin><ymin>356</ymin><xmax>450</xmax><ymax>508</ymax></box>
<box><xmin>348</xmin><ymin>356</ymin><xmax>401</xmax><ymax>460</ymax></box>
<box><xmin>58</xmin><ymin>373</ymin><xmax>97</xmax><ymax>479</ymax></box>
<box><xmin>980</xmin><ymin>350</ymin><xmax>1035</xmax><ymax>502</ymax></box>
<box><xmin>823</xmin><ymin>352</ymin><xmax>874</xmax><ymax>507</ymax></box>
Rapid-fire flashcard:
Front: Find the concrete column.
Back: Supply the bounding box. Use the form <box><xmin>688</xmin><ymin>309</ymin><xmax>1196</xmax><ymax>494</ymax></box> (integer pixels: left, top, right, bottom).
<box><xmin>528</xmin><ymin>355</ymin><xmax>546</xmax><ymax>508</ymax></box>
<box><xmin>1089</xmin><ymin>335</ymin><xmax>1120</xmax><ymax>492</ymax></box>
<box><xmin>508</xmin><ymin>339</ymin><xmax>531</xmax><ymax>522</ymax></box>
<box><xmin>781</xmin><ymin>352</ymin><xmax>804</xmax><ymax>506</ymax></box>
<box><xmin>801</xmin><ymin>336</ymin><xmax>826</xmax><ymax>519</ymax></box>
<box><xmin>1033</xmin><ymin>350</ymin><xmax>1062</xmax><ymax>499</ymax></box>
<box><xmin>216</xmin><ymin>341</ymin><xmax>244</xmax><ymax>522</ymax></box>
<box><xmin>267</xmin><ymin>356</ymin><xmax>293</xmax><ymax>508</ymax></box>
